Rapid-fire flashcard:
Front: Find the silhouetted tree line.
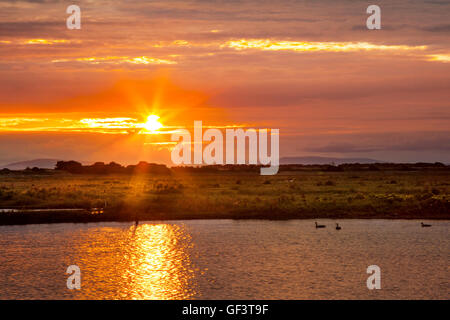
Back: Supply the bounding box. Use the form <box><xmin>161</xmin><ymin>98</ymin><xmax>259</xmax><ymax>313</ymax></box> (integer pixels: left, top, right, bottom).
<box><xmin>171</xmin><ymin>164</ymin><xmax>262</xmax><ymax>174</ymax></box>
<box><xmin>54</xmin><ymin>162</ymin><xmax>265</xmax><ymax>175</ymax></box>
<box><xmin>55</xmin><ymin>161</ymin><xmax>171</xmax><ymax>174</ymax></box>
<box><xmin>0</xmin><ymin>161</ymin><xmax>447</xmax><ymax>175</ymax></box>
<box><xmin>280</xmin><ymin>162</ymin><xmax>449</xmax><ymax>172</ymax></box>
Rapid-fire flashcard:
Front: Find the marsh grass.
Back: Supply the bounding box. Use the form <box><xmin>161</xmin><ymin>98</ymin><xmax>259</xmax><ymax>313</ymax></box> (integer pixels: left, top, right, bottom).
<box><xmin>0</xmin><ymin>169</ymin><xmax>449</xmax><ymax>224</ymax></box>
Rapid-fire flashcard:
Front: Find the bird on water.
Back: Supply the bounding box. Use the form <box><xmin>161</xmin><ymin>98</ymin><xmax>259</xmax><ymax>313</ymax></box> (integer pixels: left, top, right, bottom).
<box><xmin>315</xmin><ymin>222</ymin><xmax>326</xmax><ymax>228</ymax></box>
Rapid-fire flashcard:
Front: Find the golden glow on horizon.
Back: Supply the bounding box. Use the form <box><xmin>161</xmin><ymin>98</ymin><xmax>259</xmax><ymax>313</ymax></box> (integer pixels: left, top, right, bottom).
<box><xmin>0</xmin><ymin>115</ymin><xmax>252</xmax><ymax>135</ymax></box>
<box><xmin>80</xmin><ymin>117</ymin><xmax>138</xmax><ymax>129</ymax></box>
<box><xmin>144</xmin><ymin>141</ymin><xmax>177</xmax><ymax>145</ymax></box>
<box><xmin>0</xmin><ymin>115</ymin><xmax>180</xmax><ymax>135</ymax></box>
<box><xmin>0</xmin><ymin>117</ymin><xmax>48</xmax><ymax>126</ymax></box>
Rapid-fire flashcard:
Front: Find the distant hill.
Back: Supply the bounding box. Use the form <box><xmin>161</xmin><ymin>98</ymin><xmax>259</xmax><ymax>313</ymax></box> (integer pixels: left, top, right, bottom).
<box><xmin>280</xmin><ymin>156</ymin><xmax>382</xmax><ymax>165</ymax></box>
<box><xmin>0</xmin><ymin>159</ymin><xmax>60</xmax><ymax>170</ymax></box>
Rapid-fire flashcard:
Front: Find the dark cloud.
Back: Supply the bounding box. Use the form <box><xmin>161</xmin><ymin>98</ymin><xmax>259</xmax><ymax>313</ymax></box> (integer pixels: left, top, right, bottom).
<box><xmin>305</xmin><ymin>143</ymin><xmax>381</xmax><ymax>153</ymax></box>
<box><xmin>350</xmin><ymin>24</ymin><xmax>404</xmax><ymax>31</ymax></box>
<box><xmin>424</xmin><ymin>0</ymin><xmax>450</xmax><ymax>5</ymax></box>
<box><xmin>0</xmin><ymin>21</ymin><xmax>64</xmax><ymax>37</ymax></box>
<box><xmin>303</xmin><ymin>132</ymin><xmax>450</xmax><ymax>153</ymax></box>
<box><xmin>421</xmin><ymin>24</ymin><xmax>450</xmax><ymax>32</ymax></box>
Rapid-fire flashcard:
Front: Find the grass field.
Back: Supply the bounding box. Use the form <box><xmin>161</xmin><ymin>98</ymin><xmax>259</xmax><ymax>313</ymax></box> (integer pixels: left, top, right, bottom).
<box><xmin>0</xmin><ymin>169</ymin><xmax>449</xmax><ymax>224</ymax></box>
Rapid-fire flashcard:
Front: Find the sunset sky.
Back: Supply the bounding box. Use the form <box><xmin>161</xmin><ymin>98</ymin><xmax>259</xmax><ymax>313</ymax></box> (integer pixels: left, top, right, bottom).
<box><xmin>0</xmin><ymin>0</ymin><xmax>449</xmax><ymax>165</ymax></box>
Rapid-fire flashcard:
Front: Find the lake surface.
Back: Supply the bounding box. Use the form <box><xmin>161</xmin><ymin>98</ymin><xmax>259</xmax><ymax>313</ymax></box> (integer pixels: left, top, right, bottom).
<box><xmin>0</xmin><ymin>219</ymin><xmax>448</xmax><ymax>299</ymax></box>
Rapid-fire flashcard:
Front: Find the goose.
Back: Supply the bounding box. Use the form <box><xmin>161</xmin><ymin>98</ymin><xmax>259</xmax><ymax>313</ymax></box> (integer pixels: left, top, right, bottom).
<box><xmin>315</xmin><ymin>222</ymin><xmax>326</xmax><ymax>228</ymax></box>
<box><xmin>335</xmin><ymin>223</ymin><xmax>341</xmax><ymax>230</ymax></box>
<box><xmin>421</xmin><ymin>222</ymin><xmax>431</xmax><ymax>227</ymax></box>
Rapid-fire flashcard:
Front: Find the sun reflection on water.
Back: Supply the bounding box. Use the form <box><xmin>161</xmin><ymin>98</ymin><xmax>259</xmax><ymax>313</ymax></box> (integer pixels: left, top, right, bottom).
<box><xmin>116</xmin><ymin>223</ymin><xmax>196</xmax><ymax>299</ymax></box>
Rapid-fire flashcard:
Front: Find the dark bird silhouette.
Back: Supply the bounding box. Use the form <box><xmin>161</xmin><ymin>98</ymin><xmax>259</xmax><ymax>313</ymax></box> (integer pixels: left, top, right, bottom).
<box><xmin>315</xmin><ymin>222</ymin><xmax>326</xmax><ymax>228</ymax></box>
<box><xmin>336</xmin><ymin>223</ymin><xmax>341</xmax><ymax>230</ymax></box>
<box><xmin>134</xmin><ymin>213</ymin><xmax>139</xmax><ymax>227</ymax></box>
<box><xmin>421</xmin><ymin>222</ymin><xmax>431</xmax><ymax>227</ymax></box>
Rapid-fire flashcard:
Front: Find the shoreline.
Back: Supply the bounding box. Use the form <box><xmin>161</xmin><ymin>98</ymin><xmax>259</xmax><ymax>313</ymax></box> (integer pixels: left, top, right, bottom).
<box><xmin>1</xmin><ymin>210</ymin><xmax>449</xmax><ymax>226</ymax></box>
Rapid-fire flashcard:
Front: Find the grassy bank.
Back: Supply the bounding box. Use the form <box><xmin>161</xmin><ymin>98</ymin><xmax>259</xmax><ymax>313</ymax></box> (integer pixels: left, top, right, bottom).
<box><xmin>0</xmin><ymin>169</ymin><xmax>449</xmax><ymax>225</ymax></box>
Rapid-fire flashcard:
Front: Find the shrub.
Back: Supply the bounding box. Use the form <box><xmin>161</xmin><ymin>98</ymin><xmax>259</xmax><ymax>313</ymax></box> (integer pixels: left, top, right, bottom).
<box><xmin>431</xmin><ymin>188</ymin><xmax>440</xmax><ymax>195</ymax></box>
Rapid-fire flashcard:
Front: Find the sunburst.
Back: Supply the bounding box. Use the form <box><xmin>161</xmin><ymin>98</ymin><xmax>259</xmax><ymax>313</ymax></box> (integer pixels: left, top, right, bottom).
<box><xmin>143</xmin><ymin>115</ymin><xmax>163</xmax><ymax>132</ymax></box>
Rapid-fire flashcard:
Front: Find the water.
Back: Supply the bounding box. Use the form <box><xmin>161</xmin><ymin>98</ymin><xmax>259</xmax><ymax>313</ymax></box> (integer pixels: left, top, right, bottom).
<box><xmin>0</xmin><ymin>219</ymin><xmax>448</xmax><ymax>299</ymax></box>
<box><xmin>0</xmin><ymin>208</ymin><xmax>87</xmax><ymax>213</ymax></box>
<box><xmin>0</xmin><ymin>209</ymin><xmax>19</xmax><ymax>213</ymax></box>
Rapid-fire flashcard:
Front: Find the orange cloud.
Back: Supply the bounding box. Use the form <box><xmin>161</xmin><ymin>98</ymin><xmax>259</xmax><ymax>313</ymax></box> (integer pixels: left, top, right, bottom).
<box><xmin>23</xmin><ymin>39</ymin><xmax>82</xmax><ymax>45</ymax></box>
<box><xmin>0</xmin><ymin>76</ymin><xmax>231</xmax><ymax>134</ymax></box>
<box><xmin>222</xmin><ymin>39</ymin><xmax>427</xmax><ymax>52</ymax></box>
<box><xmin>53</xmin><ymin>56</ymin><xmax>177</xmax><ymax>65</ymax></box>
<box><xmin>426</xmin><ymin>54</ymin><xmax>450</xmax><ymax>63</ymax></box>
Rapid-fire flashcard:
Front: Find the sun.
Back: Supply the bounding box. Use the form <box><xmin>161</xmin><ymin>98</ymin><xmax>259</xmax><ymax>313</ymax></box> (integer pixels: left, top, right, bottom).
<box><xmin>143</xmin><ymin>115</ymin><xmax>163</xmax><ymax>132</ymax></box>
